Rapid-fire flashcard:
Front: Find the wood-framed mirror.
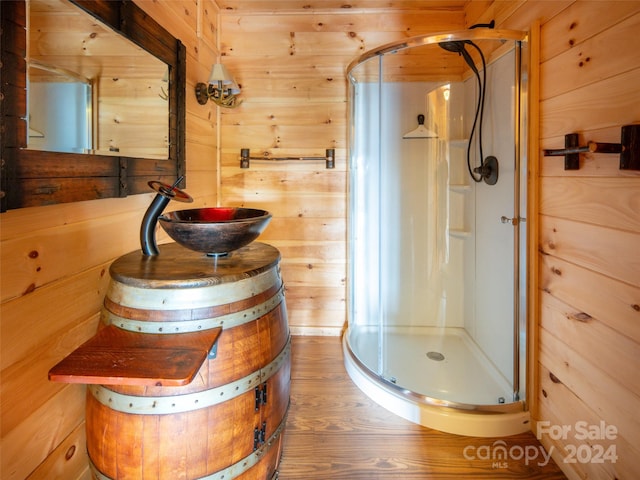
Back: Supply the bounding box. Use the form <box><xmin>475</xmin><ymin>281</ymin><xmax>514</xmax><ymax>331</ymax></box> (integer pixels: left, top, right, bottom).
<box><xmin>0</xmin><ymin>0</ymin><xmax>186</xmax><ymax>211</ymax></box>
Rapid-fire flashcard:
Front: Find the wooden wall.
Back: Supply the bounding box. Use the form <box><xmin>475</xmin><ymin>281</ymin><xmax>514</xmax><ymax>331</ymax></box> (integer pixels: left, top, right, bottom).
<box><xmin>466</xmin><ymin>2</ymin><xmax>639</xmax><ymax>479</ymax></box>
<box><xmin>533</xmin><ymin>3</ymin><xmax>640</xmax><ymax>479</ymax></box>
<box><xmin>0</xmin><ymin>1</ymin><xmax>220</xmax><ymax>478</ymax></box>
<box><xmin>217</xmin><ymin>5</ymin><xmax>465</xmax><ymax>335</ymax></box>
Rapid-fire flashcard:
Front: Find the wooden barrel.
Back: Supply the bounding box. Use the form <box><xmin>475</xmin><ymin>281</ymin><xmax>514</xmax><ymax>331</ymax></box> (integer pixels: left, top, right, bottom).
<box><xmin>85</xmin><ymin>242</ymin><xmax>290</xmax><ymax>480</ymax></box>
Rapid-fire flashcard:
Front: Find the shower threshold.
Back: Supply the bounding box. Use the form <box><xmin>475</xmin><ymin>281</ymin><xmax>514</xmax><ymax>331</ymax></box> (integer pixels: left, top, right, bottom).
<box><xmin>343</xmin><ymin>326</ymin><xmax>530</xmax><ymax>437</ymax></box>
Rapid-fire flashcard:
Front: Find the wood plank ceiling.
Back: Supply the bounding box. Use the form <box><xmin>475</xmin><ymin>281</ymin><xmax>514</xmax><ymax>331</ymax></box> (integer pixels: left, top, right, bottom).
<box><xmin>216</xmin><ymin>0</ymin><xmax>469</xmax><ymax>13</ymax></box>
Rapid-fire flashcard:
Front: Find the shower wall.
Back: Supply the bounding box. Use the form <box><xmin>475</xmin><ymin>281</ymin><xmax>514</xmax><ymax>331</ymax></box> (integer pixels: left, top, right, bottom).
<box><xmin>469</xmin><ymin>51</ymin><xmax>518</xmax><ymax>383</ymax></box>
<box><xmin>350</xmin><ymin>80</ymin><xmax>445</xmax><ymax>338</ymax></box>
<box><xmin>350</xmin><ymin>48</ymin><xmax>520</xmax><ymax>386</ymax></box>
<box><xmin>380</xmin><ymin>81</ymin><xmax>448</xmax><ymax>328</ymax></box>
<box><xmin>28</xmin><ymin>82</ymin><xmax>91</xmax><ymax>153</ymax></box>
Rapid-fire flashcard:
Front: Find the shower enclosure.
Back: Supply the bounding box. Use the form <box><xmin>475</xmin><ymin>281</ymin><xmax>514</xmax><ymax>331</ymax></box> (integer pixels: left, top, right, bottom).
<box><xmin>343</xmin><ymin>29</ymin><xmax>529</xmax><ymax>436</ymax></box>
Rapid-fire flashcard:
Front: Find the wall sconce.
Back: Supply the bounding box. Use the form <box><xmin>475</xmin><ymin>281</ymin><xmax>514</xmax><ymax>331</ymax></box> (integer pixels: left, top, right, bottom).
<box><xmin>195</xmin><ymin>63</ymin><xmax>242</xmax><ymax>108</ymax></box>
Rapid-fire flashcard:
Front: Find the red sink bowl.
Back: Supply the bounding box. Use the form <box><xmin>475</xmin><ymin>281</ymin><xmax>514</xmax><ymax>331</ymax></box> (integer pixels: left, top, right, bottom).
<box><xmin>158</xmin><ymin>207</ymin><xmax>271</xmax><ymax>256</ymax></box>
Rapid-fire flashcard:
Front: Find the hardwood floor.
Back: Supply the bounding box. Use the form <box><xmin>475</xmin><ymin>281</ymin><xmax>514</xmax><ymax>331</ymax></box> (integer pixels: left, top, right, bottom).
<box><xmin>278</xmin><ymin>336</ymin><xmax>566</xmax><ymax>480</ymax></box>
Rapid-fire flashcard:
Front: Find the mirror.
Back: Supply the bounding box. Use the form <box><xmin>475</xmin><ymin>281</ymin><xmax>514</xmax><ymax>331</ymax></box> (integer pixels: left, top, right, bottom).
<box><xmin>0</xmin><ymin>0</ymin><xmax>186</xmax><ymax>211</ymax></box>
<box><xmin>27</xmin><ymin>0</ymin><xmax>169</xmax><ymax>158</ymax></box>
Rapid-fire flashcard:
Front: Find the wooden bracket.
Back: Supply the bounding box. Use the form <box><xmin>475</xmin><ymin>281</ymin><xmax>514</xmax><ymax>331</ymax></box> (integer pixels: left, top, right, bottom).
<box><xmin>543</xmin><ymin>125</ymin><xmax>640</xmax><ymax>170</ymax></box>
<box><xmin>118</xmin><ymin>157</ymin><xmax>128</xmax><ymax>197</ymax></box>
<box><xmin>620</xmin><ymin>124</ymin><xmax>640</xmax><ymax>170</ymax></box>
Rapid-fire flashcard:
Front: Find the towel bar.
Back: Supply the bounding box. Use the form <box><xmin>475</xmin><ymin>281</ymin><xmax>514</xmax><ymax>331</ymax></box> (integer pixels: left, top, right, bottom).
<box><xmin>542</xmin><ymin>125</ymin><xmax>639</xmax><ymax>170</ymax></box>
<box><xmin>240</xmin><ymin>148</ymin><xmax>335</xmax><ymax>169</ymax></box>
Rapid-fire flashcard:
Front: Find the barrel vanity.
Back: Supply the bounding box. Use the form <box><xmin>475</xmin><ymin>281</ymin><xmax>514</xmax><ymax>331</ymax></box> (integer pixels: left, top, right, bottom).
<box><xmin>49</xmin><ymin>188</ymin><xmax>290</xmax><ymax>480</ymax></box>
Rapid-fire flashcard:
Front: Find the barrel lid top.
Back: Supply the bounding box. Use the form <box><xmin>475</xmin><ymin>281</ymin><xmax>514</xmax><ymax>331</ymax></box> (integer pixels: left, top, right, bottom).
<box><xmin>109</xmin><ymin>242</ymin><xmax>281</xmax><ymax>288</ymax></box>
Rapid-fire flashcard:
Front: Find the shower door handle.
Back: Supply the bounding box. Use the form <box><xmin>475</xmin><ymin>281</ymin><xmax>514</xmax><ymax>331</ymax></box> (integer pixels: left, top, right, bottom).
<box><xmin>501</xmin><ymin>216</ymin><xmax>521</xmax><ymax>226</ymax></box>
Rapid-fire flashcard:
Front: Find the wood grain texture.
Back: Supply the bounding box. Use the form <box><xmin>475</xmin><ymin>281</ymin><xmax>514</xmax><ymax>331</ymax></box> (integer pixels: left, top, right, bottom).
<box><xmin>533</xmin><ymin>3</ymin><xmax>640</xmax><ymax>478</ymax></box>
<box><xmin>539</xmin><ymin>177</ymin><xmax>640</xmax><ymax>233</ymax></box>
<box><xmin>217</xmin><ymin>5</ymin><xmax>464</xmax><ymax>335</ymax></box>
<box><xmin>538</xmin><ymin>214</ymin><xmax>640</xmax><ymax>285</ymax></box>
<box><xmin>538</xmin><ymin>363</ymin><xmax>640</xmax><ymax>480</ymax></box>
<box><xmin>108</xmin><ymin>241</ymin><xmax>280</xmax><ymax>287</ymax></box>
<box><xmin>1</xmin><ymin>313</ymin><xmax>100</xmax><ymax>439</ymax></box>
<box><xmin>217</xmin><ymin>1</ymin><xmax>467</xmax><ymax>14</ymax></box>
<box><xmin>539</xmin><ymin>1</ymin><xmax>640</xmax><ymax>63</ymax></box>
<box><xmin>84</xmin><ymin>261</ymin><xmax>290</xmax><ymax>479</ymax></box>
<box><xmin>540</xmin><ymin>292</ymin><xmax>640</xmax><ymax>406</ymax></box>
<box><xmin>540</xmin><ymin>11</ymin><xmax>640</xmax><ymax>101</ymax></box>
<box><xmin>48</xmin><ymin>325</ymin><xmax>222</xmax><ymax>386</ymax></box>
<box><xmin>539</xmin><ymin>67</ymin><xmax>640</xmax><ymax>139</ymax></box>
<box><xmin>1</xmin><ymin>0</ymin><xmax>218</xmax><ymax>477</ymax></box>
<box><xmin>17</xmin><ymin>421</ymin><xmax>90</xmax><ymax>480</ymax></box>
<box><xmin>539</xmin><ymin>253</ymin><xmax>640</xmax><ymax>344</ymax></box>
<box><xmin>1</xmin><ymin>384</ymin><xmax>87</xmax><ymax>480</ymax></box>
<box><xmin>279</xmin><ymin>336</ymin><xmax>566</xmax><ymax>479</ymax></box>
<box><xmin>538</xmin><ymin>330</ymin><xmax>640</xmax><ymax>478</ymax></box>
<box><xmin>3</xmin><ymin>1</ymin><xmax>640</xmax><ymax>479</ymax></box>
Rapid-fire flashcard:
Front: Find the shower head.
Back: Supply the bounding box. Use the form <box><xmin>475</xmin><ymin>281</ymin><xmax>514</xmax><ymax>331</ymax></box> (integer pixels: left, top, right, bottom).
<box><xmin>438</xmin><ymin>40</ymin><xmax>479</xmax><ymax>75</ymax></box>
<box><xmin>438</xmin><ymin>40</ymin><xmax>467</xmax><ymax>54</ymax></box>
<box><xmin>439</xmin><ymin>20</ymin><xmax>495</xmax><ymax>55</ymax></box>
<box><xmin>438</xmin><ymin>36</ymin><xmax>490</xmax><ymax>184</ymax></box>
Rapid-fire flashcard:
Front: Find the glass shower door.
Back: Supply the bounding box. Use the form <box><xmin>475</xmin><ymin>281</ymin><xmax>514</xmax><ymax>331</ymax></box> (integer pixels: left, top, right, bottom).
<box><xmin>348</xmin><ymin>55</ymin><xmax>383</xmax><ymax>377</ymax></box>
<box><xmin>346</xmin><ymin>32</ymin><xmax>528</xmax><ymax>430</ymax></box>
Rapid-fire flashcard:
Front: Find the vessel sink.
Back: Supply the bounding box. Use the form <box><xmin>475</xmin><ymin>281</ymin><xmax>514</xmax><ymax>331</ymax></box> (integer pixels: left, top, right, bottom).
<box><xmin>158</xmin><ymin>207</ymin><xmax>271</xmax><ymax>256</ymax></box>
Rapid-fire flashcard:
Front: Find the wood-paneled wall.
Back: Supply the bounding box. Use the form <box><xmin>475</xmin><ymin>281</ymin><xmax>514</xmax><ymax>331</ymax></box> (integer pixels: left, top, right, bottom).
<box><xmin>468</xmin><ymin>3</ymin><xmax>639</xmax><ymax>480</ymax></box>
<box><xmin>0</xmin><ymin>1</ymin><xmax>220</xmax><ymax>478</ymax></box>
<box><xmin>533</xmin><ymin>3</ymin><xmax>640</xmax><ymax>479</ymax></box>
<box><xmin>217</xmin><ymin>5</ymin><xmax>465</xmax><ymax>335</ymax></box>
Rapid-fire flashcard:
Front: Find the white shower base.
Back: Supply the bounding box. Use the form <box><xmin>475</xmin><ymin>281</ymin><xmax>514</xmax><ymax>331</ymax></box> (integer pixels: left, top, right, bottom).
<box><xmin>343</xmin><ymin>326</ymin><xmax>530</xmax><ymax>437</ymax></box>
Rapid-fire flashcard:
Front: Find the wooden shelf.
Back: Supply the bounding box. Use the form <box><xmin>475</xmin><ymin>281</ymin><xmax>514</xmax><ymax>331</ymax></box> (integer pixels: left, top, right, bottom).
<box><xmin>48</xmin><ymin>325</ymin><xmax>221</xmax><ymax>386</ymax></box>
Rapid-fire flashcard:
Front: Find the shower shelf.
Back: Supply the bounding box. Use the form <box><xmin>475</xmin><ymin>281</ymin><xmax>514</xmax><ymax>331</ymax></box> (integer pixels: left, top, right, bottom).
<box><xmin>449</xmin><ymin>228</ymin><xmax>471</xmax><ymax>238</ymax></box>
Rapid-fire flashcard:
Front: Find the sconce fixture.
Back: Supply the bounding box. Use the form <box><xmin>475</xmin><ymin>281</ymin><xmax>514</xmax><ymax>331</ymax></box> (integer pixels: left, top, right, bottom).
<box><xmin>195</xmin><ymin>63</ymin><xmax>242</xmax><ymax>108</ymax></box>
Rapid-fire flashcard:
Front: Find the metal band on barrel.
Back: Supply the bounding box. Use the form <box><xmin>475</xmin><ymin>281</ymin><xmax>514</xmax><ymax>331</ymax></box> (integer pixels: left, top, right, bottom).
<box><xmin>89</xmin><ymin>338</ymin><xmax>290</xmax><ymax>415</ymax></box>
<box><xmin>107</xmin><ymin>268</ymin><xmax>280</xmax><ymax>310</ymax></box>
<box><xmin>103</xmin><ymin>286</ymin><xmax>284</xmax><ymax>334</ymax></box>
<box><xmin>88</xmin><ymin>407</ymin><xmax>289</xmax><ymax>480</ymax></box>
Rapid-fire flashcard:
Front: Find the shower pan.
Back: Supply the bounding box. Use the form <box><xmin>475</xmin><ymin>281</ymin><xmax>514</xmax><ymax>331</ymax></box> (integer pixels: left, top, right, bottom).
<box><xmin>343</xmin><ymin>29</ymin><xmax>529</xmax><ymax>437</ymax></box>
